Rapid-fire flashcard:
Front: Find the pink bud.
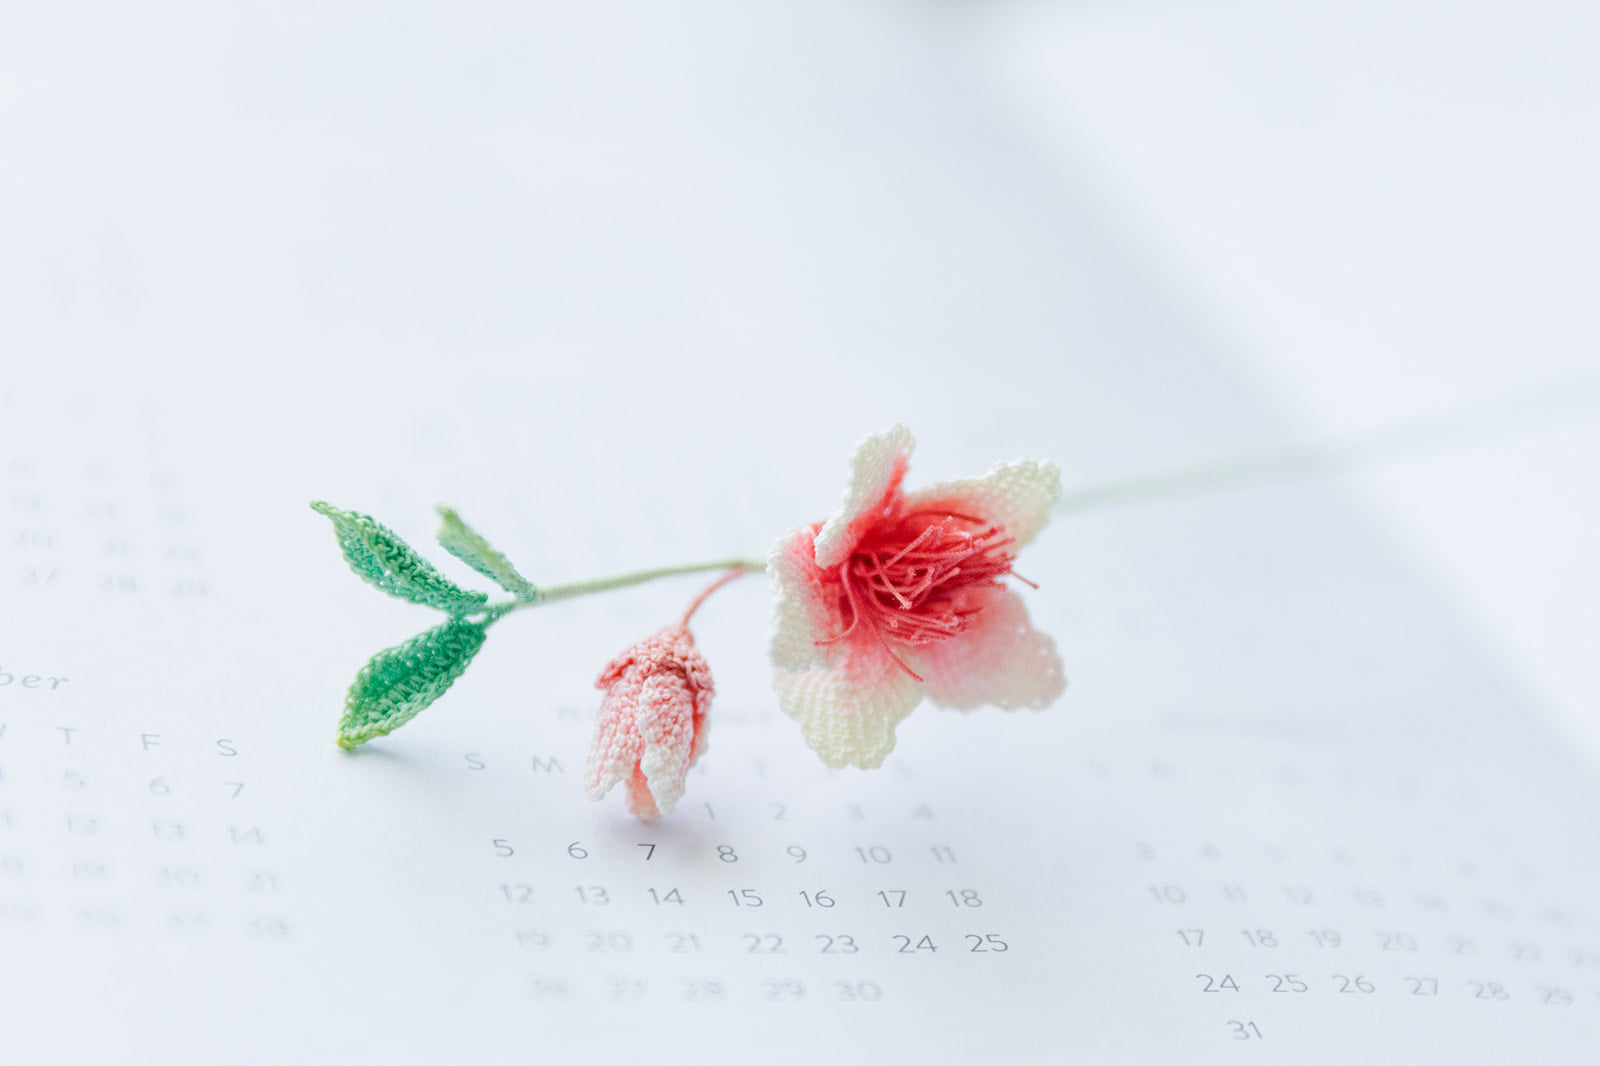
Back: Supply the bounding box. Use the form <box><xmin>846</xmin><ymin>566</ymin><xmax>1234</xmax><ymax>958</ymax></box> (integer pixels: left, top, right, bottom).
<box><xmin>584</xmin><ymin>622</ymin><xmax>713</xmax><ymax>820</ymax></box>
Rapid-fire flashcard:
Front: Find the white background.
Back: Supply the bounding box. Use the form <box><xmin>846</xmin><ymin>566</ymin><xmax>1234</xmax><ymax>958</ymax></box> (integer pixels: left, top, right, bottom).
<box><xmin>969</xmin><ymin>0</ymin><xmax>1600</xmax><ymax>758</ymax></box>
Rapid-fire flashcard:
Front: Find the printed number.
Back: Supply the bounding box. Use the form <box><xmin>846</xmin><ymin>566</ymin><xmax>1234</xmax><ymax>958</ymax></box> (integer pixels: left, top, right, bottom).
<box><xmin>1266</xmin><ymin>974</ymin><xmax>1308</xmax><ymax>993</ymax></box>
<box><xmin>244</xmin><ymin>916</ymin><xmax>290</xmax><ymax>941</ymax></box>
<box><xmin>154</xmin><ymin>865</ymin><xmax>204</xmax><ymax>891</ymax></box>
<box><xmin>65</xmin><ymin>815</ymin><xmax>101</xmax><ymax>837</ymax></box>
<box><xmin>637</xmin><ymin>843</ymin><xmax>656</xmax><ymax>861</ymax></box>
<box><xmin>854</xmin><ymin>846</ymin><xmax>891</xmax><ymax>864</ymax></box>
<box><xmin>834</xmin><ymin>980</ymin><xmax>882</xmax><ymax>1002</ymax></box>
<box><xmin>966</xmin><ymin>934</ymin><xmax>1009</xmax><ymax>952</ymax></box>
<box><xmin>500</xmin><ymin>882</ymin><xmax>534</xmax><ymax>904</ymax></box>
<box><xmin>892</xmin><ymin>935</ymin><xmax>937</xmax><ymax>953</ymax></box>
<box><xmin>1176</xmin><ymin>929</ymin><xmax>1204</xmax><ymax>947</ymax></box>
<box><xmin>1468</xmin><ymin>980</ymin><xmax>1509</xmax><ymax>1000</ymax></box>
<box><xmin>574</xmin><ymin>885</ymin><xmax>610</xmax><ymax>905</ymax></box>
<box><xmin>878</xmin><ymin>890</ymin><xmax>906</xmax><ymax>908</ymax></box>
<box><xmin>1241</xmin><ymin>929</ymin><xmax>1277</xmax><ymax>948</ymax></box>
<box><xmin>76</xmin><ymin>906</ymin><xmax>121</xmax><ymax>931</ymax></box>
<box><xmin>1376</xmin><ymin>932</ymin><xmax>1418</xmax><ymax>951</ymax></box>
<box><xmin>817</xmin><ymin>935</ymin><xmax>859</xmax><ymax>954</ymax></box>
<box><xmin>585</xmin><ymin>930</ymin><xmax>634</xmax><ymax>953</ymax></box>
<box><xmin>717</xmin><ymin>845</ymin><xmax>738</xmax><ymax>863</ymax></box>
<box><xmin>770</xmin><ymin>804</ymin><xmax>788</xmax><ymax>821</ymax></box>
<box><xmin>1283</xmin><ymin>885</ymin><xmax>1315</xmax><ymax>905</ymax></box>
<box><xmin>726</xmin><ymin>889</ymin><xmax>763</xmax><ymax>907</ymax></box>
<box><xmin>1334</xmin><ymin>974</ymin><xmax>1376</xmax><ymax>993</ymax></box>
<box><xmin>787</xmin><ymin>846</ymin><xmax>807</xmax><ymax>863</ymax></box>
<box><xmin>682</xmin><ymin>979</ymin><xmax>726</xmax><ymax>1002</ymax></box>
<box><xmin>1308</xmin><ymin>930</ymin><xmax>1343</xmax><ymax>948</ymax></box>
<box><xmin>1196</xmin><ymin>974</ymin><xmax>1240</xmax><ymax>993</ymax></box>
<box><xmin>567</xmin><ymin>841</ymin><xmax>588</xmax><ymax>859</ymax></box>
<box><xmin>666</xmin><ymin>932</ymin><xmax>702</xmax><ymax>954</ymax></box>
<box><xmin>1228</xmin><ymin>1021</ymin><xmax>1263</xmax><ymax>1041</ymax></box>
<box><xmin>762</xmin><ymin>980</ymin><xmax>806</xmax><ymax>1001</ymax></box>
<box><xmin>492</xmin><ymin>839</ymin><xmax>514</xmax><ymax>858</ymax></box>
<box><xmin>514</xmin><ymin>928</ymin><xmax>551</xmax><ymax>950</ymax></box>
<box><xmin>929</xmin><ymin>846</ymin><xmax>956</xmax><ymax>864</ymax></box>
<box><xmin>799</xmin><ymin>890</ymin><xmax>836</xmax><ymax>908</ymax></box>
<box><xmin>946</xmin><ymin>889</ymin><xmax>982</xmax><ymax>908</ymax></box>
<box><xmin>1537</xmin><ymin>986</ymin><xmax>1573</xmax><ymax>1006</ymax></box>
<box><xmin>1148</xmin><ymin>884</ymin><xmax>1185</xmax><ymax>904</ymax></box>
<box><xmin>1407</xmin><ymin>977</ymin><xmax>1438</xmax><ymax>996</ymax></box>
<box><xmin>1481</xmin><ymin>899</ymin><xmax>1515</xmax><ymax>921</ymax></box>
<box><xmin>743</xmin><ymin>934</ymin><xmax>785</xmax><ymax>954</ymax></box>
<box><xmin>649</xmin><ymin>888</ymin><xmax>684</xmax><ymax>905</ymax></box>
<box><xmin>605</xmin><ymin>977</ymin><xmax>647</xmax><ymax>1002</ymax></box>
<box><xmin>527</xmin><ymin>976</ymin><xmax>575</xmax><ymax>1001</ymax></box>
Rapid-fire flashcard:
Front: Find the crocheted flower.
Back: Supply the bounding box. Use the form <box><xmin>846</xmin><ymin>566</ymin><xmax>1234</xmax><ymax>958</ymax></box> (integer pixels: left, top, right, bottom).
<box><xmin>584</xmin><ymin>622</ymin><xmax>713</xmax><ymax>820</ymax></box>
<box><xmin>769</xmin><ymin>424</ymin><xmax>1065</xmax><ymax>768</ymax></box>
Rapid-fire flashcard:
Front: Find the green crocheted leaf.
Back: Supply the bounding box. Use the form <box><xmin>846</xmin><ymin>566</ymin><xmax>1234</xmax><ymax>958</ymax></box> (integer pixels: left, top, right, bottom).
<box><xmin>337</xmin><ymin>619</ymin><xmax>488</xmax><ymax>749</ymax></box>
<box><xmin>311</xmin><ymin>501</ymin><xmax>489</xmax><ymax>616</ymax></box>
<box><xmin>436</xmin><ymin>506</ymin><xmax>538</xmax><ymax>601</ymax></box>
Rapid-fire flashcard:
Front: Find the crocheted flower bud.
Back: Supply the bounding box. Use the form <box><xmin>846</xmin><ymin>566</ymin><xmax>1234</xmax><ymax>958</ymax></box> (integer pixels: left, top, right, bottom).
<box><xmin>584</xmin><ymin>622</ymin><xmax>713</xmax><ymax>820</ymax></box>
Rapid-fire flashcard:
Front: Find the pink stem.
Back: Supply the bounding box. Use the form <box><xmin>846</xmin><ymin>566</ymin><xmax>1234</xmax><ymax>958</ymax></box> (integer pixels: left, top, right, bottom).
<box><xmin>681</xmin><ymin>567</ymin><xmax>752</xmax><ymax>625</ymax></box>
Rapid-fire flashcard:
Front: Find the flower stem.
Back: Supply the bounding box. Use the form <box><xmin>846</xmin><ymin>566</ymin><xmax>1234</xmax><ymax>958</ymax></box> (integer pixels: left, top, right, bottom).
<box><xmin>478</xmin><ymin>557</ymin><xmax>766</xmax><ymax>623</ymax></box>
<box><xmin>1056</xmin><ymin>368</ymin><xmax>1600</xmax><ymax>517</ymax></box>
<box><xmin>681</xmin><ymin>567</ymin><xmax>753</xmax><ymax>624</ymax></box>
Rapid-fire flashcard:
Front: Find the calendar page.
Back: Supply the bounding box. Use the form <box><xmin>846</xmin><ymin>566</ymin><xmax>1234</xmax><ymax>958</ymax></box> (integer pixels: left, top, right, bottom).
<box><xmin>4</xmin><ymin>364</ymin><xmax>1599</xmax><ymax>1066</ymax></box>
<box><xmin>4</xmin><ymin>4</ymin><xmax>1600</xmax><ymax>1063</ymax></box>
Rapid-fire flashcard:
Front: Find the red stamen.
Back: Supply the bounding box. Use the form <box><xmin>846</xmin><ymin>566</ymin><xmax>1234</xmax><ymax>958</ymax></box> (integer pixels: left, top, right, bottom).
<box><xmin>816</xmin><ymin>510</ymin><xmax>1022</xmax><ymax>678</ymax></box>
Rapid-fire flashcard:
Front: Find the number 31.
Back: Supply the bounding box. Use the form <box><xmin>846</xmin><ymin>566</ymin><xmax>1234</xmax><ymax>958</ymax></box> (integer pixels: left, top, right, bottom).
<box><xmin>1228</xmin><ymin>1021</ymin><xmax>1263</xmax><ymax>1041</ymax></box>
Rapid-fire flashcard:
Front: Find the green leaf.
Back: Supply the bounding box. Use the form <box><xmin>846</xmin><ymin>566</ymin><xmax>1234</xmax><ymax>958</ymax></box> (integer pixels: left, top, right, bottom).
<box><xmin>435</xmin><ymin>506</ymin><xmax>538</xmax><ymax>601</ymax></box>
<box><xmin>311</xmin><ymin>501</ymin><xmax>489</xmax><ymax>615</ymax></box>
<box><xmin>337</xmin><ymin>619</ymin><xmax>488</xmax><ymax>749</ymax></box>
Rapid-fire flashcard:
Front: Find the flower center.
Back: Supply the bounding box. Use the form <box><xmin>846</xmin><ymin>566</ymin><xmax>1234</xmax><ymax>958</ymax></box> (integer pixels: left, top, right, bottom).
<box><xmin>820</xmin><ymin>509</ymin><xmax>1021</xmax><ymax>678</ymax></box>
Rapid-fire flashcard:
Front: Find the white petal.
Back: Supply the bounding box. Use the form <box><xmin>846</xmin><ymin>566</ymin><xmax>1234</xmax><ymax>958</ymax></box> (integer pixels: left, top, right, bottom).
<box><xmin>812</xmin><ymin>424</ymin><xmax>914</xmax><ymax>569</ymax></box>
<box><xmin>902</xmin><ymin>459</ymin><xmax>1061</xmax><ymax>549</ymax></box>
<box><xmin>767</xmin><ymin>524</ymin><xmax>836</xmax><ymax>672</ymax></box>
<box><xmin>634</xmin><ymin>673</ymin><xmax>699</xmax><ymax>817</ymax></box>
<box><xmin>584</xmin><ymin>681</ymin><xmax>645</xmax><ymax>801</ymax></box>
<box><xmin>774</xmin><ymin>643</ymin><xmax>923</xmax><ymax>769</ymax></box>
<box><xmin>912</xmin><ymin>587</ymin><xmax>1066</xmax><ymax>712</ymax></box>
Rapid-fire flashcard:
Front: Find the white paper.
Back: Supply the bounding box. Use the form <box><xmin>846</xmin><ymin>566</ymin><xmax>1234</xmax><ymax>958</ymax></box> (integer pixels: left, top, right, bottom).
<box><xmin>3</xmin><ymin>5</ymin><xmax>1598</xmax><ymax>1064</ymax></box>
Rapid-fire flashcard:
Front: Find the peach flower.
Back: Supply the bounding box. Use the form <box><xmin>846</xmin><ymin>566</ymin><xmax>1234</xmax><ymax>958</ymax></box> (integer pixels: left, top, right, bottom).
<box><xmin>768</xmin><ymin>424</ymin><xmax>1065</xmax><ymax>768</ymax></box>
